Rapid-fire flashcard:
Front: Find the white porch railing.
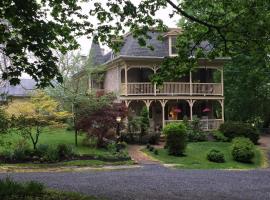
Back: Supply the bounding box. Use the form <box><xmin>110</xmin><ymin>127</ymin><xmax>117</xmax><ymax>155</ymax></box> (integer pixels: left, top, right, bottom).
<box><xmin>164</xmin><ymin>119</ymin><xmax>223</xmax><ymax>131</ymax></box>
<box><xmin>192</xmin><ymin>83</ymin><xmax>222</xmax><ymax>95</ymax></box>
<box><xmin>126</xmin><ymin>82</ymin><xmax>154</xmax><ymax>95</ymax></box>
<box><xmin>156</xmin><ymin>82</ymin><xmax>190</xmax><ymax>95</ymax></box>
<box><xmin>121</xmin><ymin>82</ymin><xmax>222</xmax><ymax>96</ymax></box>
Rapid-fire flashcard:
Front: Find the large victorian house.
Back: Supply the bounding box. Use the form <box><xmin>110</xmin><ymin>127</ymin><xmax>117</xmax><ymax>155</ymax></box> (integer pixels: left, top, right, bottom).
<box><xmin>77</xmin><ymin>29</ymin><xmax>226</xmax><ymax>131</ymax></box>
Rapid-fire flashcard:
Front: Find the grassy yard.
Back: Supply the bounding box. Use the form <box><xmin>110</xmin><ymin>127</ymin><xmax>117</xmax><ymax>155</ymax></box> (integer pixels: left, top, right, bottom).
<box><xmin>0</xmin><ymin>128</ymin><xmax>110</xmax><ymax>156</ymax></box>
<box><xmin>144</xmin><ymin>142</ymin><xmax>265</xmax><ymax>169</ymax></box>
<box><xmin>0</xmin><ymin>128</ymin><xmax>132</xmax><ymax>167</ymax></box>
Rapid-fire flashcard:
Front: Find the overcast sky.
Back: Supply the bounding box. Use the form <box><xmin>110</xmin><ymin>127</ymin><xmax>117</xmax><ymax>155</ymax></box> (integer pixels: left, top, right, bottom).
<box><xmin>77</xmin><ymin>1</ymin><xmax>180</xmax><ymax>55</ymax></box>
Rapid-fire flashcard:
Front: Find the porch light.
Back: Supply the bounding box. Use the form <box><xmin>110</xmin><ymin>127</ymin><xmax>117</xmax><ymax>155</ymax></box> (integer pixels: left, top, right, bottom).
<box><xmin>116</xmin><ymin>116</ymin><xmax>121</xmax><ymax>123</ymax></box>
<box><xmin>203</xmin><ymin>107</ymin><xmax>211</xmax><ymax>112</ymax></box>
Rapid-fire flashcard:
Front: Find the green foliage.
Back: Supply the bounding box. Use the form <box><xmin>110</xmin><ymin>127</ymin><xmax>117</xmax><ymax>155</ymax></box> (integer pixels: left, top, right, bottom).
<box><xmin>148</xmin><ymin>132</ymin><xmax>161</xmax><ymax>145</ymax></box>
<box><xmin>56</xmin><ymin>144</ymin><xmax>74</xmax><ymax>159</ymax></box>
<box><xmin>0</xmin><ymin>178</ymin><xmax>44</xmax><ymax>198</ymax></box>
<box><xmin>211</xmin><ymin>130</ymin><xmax>229</xmax><ymax>142</ymax></box>
<box><xmin>154</xmin><ymin>149</ymin><xmax>159</xmax><ymax>155</ymax></box>
<box><xmin>163</xmin><ymin>123</ymin><xmax>187</xmax><ymax>156</ymax></box>
<box><xmin>219</xmin><ymin>122</ymin><xmax>259</xmax><ymax>144</ymax></box>
<box><xmin>43</xmin><ymin>146</ymin><xmax>60</xmax><ymax>163</ymax></box>
<box><xmin>0</xmin><ymin>108</ymin><xmax>9</xmax><ymax>134</ymax></box>
<box><xmin>0</xmin><ymin>0</ymin><xmax>90</xmax><ymax>86</ymax></box>
<box><xmin>82</xmin><ymin>136</ymin><xmax>98</xmax><ymax>148</ymax></box>
<box><xmin>12</xmin><ymin>139</ymin><xmax>32</xmax><ymax>161</ymax></box>
<box><xmin>140</xmin><ymin>106</ymin><xmax>149</xmax><ymax>135</ymax></box>
<box><xmin>6</xmin><ymin>91</ymin><xmax>71</xmax><ymax>150</ymax></box>
<box><xmin>187</xmin><ymin>130</ymin><xmax>207</xmax><ymax>142</ymax></box>
<box><xmin>144</xmin><ymin>141</ymin><xmax>263</xmax><ymax>169</ymax></box>
<box><xmin>35</xmin><ymin>144</ymin><xmax>50</xmax><ymax>157</ymax></box>
<box><xmin>231</xmin><ymin>137</ymin><xmax>255</xmax><ymax>163</ymax></box>
<box><xmin>0</xmin><ymin>178</ymin><xmax>96</xmax><ymax>200</ymax></box>
<box><xmin>184</xmin><ymin>116</ymin><xmax>207</xmax><ymax>142</ymax></box>
<box><xmin>207</xmin><ymin>149</ymin><xmax>225</xmax><ymax>163</ymax></box>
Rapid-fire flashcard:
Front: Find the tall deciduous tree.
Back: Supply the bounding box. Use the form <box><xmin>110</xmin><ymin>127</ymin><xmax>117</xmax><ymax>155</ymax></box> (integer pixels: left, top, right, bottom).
<box><xmin>1</xmin><ymin>0</ymin><xmax>269</xmax><ymax>86</ymax></box>
<box><xmin>6</xmin><ymin>91</ymin><xmax>71</xmax><ymax>149</ymax></box>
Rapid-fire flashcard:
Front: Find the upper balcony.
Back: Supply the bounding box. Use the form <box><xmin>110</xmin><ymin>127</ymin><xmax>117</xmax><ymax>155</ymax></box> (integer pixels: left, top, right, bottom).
<box><xmin>120</xmin><ymin>66</ymin><xmax>223</xmax><ymax>96</ymax></box>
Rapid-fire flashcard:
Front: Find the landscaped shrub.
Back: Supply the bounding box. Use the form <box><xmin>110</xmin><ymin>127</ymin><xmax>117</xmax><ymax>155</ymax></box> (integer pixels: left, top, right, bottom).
<box><xmin>82</xmin><ymin>136</ymin><xmax>98</xmax><ymax>148</ymax></box>
<box><xmin>231</xmin><ymin>137</ymin><xmax>255</xmax><ymax>163</ymax></box>
<box><xmin>211</xmin><ymin>130</ymin><xmax>229</xmax><ymax>142</ymax></box>
<box><xmin>149</xmin><ymin>146</ymin><xmax>154</xmax><ymax>151</ymax></box>
<box><xmin>56</xmin><ymin>144</ymin><xmax>74</xmax><ymax>159</ymax></box>
<box><xmin>187</xmin><ymin>130</ymin><xmax>207</xmax><ymax>142</ymax></box>
<box><xmin>116</xmin><ymin>141</ymin><xmax>127</xmax><ymax>151</ymax></box>
<box><xmin>184</xmin><ymin>115</ymin><xmax>207</xmax><ymax>142</ymax></box>
<box><xmin>35</xmin><ymin>144</ymin><xmax>50</xmax><ymax>157</ymax></box>
<box><xmin>148</xmin><ymin>132</ymin><xmax>161</xmax><ymax>145</ymax></box>
<box><xmin>219</xmin><ymin>121</ymin><xmax>259</xmax><ymax>144</ymax></box>
<box><xmin>163</xmin><ymin>123</ymin><xmax>187</xmax><ymax>156</ymax></box>
<box><xmin>12</xmin><ymin>142</ymin><xmax>33</xmax><ymax>162</ymax></box>
<box><xmin>0</xmin><ymin>178</ymin><xmax>94</xmax><ymax>200</ymax></box>
<box><xmin>43</xmin><ymin>146</ymin><xmax>59</xmax><ymax>162</ymax></box>
<box><xmin>154</xmin><ymin>149</ymin><xmax>159</xmax><ymax>155</ymax></box>
<box><xmin>207</xmin><ymin>149</ymin><xmax>225</xmax><ymax>163</ymax></box>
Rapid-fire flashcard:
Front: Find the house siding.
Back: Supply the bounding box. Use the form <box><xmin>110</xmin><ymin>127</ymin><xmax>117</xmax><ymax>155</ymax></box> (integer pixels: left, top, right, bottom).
<box><xmin>104</xmin><ymin>67</ymin><xmax>120</xmax><ymax>93</ymax></box>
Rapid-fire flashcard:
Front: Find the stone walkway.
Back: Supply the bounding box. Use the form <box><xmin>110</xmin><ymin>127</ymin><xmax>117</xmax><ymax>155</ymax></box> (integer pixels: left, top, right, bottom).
<box><xmin>127</xmin><ymin>145</ymin><xmax>160</xmax><ymax>164</ymax></box>
<box><xmin>259</xmin><ymin>134</ymin><xmax>270</xmax><ymax>167</ymax></box>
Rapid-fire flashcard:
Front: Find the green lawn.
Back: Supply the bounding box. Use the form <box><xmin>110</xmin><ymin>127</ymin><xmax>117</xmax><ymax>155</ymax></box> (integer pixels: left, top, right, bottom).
<box><xmin>144</xmin><ymin>142</ymin><xmax>265</xmax><ymax>169</ymax></box>
<box><xmin>0</xmin><ymin>128</ymin><xmax>112</xmax><ymax>156</ymax></box>
<box><xmin>0</xmin><ymin>128</ymin><xmax>132</xmax><ymax>167</ymax></box>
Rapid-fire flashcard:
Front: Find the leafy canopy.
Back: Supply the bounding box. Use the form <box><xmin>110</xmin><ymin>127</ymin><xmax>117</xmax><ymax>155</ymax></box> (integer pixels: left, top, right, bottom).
<box><xmin>1</xmin><ymin>0</ymin><xmax>270</xmax><ymax>87</ymax></box>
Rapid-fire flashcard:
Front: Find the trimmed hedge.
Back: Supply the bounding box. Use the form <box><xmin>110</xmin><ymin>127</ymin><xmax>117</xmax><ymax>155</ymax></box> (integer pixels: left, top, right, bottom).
<box><xmin>231</xmin><ymin>137</ymin><xmax>255</xmax><ymax>163</ymax></box>
<box><xmin>163</xmin><ymin>123</ymin><xmax>187</xmax><ymax>156</ymax></box>
<box><xmin>207</xmin><ymin>149</ymin><xmax>225</xmax><ymax>163</ymax></box>
<box><xmin>219</xmin><ymin>122</ymin><xmax>259</xmax><ymax>144</ymax></box>
<box><xmin>211</xmin><ymin>130</ymin><xmax>229</xmax><ymax>142</ymax></box>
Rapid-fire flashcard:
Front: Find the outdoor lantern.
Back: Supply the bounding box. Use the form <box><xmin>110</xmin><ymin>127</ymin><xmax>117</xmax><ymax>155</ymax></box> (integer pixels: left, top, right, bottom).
<box><xmin>116</xmin><ymin>116</ymin><xmax>121</xmax><ymax>123</ymax></box>
<box><xmin>203</xmin><ymin>107</ymin><xmax>211</xmax><ymax>113</ymax></box>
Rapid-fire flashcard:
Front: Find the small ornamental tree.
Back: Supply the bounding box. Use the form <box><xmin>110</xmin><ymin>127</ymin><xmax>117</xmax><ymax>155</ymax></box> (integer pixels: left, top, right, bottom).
<box><xmin>6</xmin><ymin>91</ymin><xmax>71</xmax><ymax>149</ymax></box>
<box><xmin>76</xmin><ymin>96</ymin><xmax>127</xmax><ymax>148</ymax></box>
<box><xmin>139</xmin><ymin>107</ymin><xmax>149</xmax><ymax>143</ymax></box>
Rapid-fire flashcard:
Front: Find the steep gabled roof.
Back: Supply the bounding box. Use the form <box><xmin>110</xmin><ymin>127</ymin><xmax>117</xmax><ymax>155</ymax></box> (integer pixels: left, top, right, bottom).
<box><xmin>89</xmin><ymin>42</ymin><xmax>107</xmax><ymax>66</ymax></box>
<box><xmin>89</xmin><ymin>29</ymin><xmax>181</xmax><ymax>66</ymax></box>
<box><xmin>119</xmin><ymin>31</ymin><xmax>169</xmax><ymax>57</ymax></box>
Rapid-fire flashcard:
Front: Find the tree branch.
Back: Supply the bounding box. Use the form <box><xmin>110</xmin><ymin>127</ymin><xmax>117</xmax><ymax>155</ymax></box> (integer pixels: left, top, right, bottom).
<box><xmin>165</xmin><ymin>0</ymin><xmax>221</xmax><ymax>29</ymax></box>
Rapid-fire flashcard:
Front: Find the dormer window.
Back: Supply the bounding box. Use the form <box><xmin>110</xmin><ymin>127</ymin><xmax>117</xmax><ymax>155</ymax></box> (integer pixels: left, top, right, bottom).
<box><xmin>169</xmin><ymin>36</ymin><xmax>177</xmax><ymax>56</ymax></box>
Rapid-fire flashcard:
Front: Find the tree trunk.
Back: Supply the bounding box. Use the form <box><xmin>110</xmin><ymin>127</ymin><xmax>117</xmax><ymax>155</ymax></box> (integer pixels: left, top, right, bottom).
<box><xmin>75</xmin><ymin>129</ymin><xmax>78</xmax><ymax>146</ymax></box>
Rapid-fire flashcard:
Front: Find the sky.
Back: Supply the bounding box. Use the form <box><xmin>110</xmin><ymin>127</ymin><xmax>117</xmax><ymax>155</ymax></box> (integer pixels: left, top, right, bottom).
<box><xmin>77</xmin><ymin>0</ymin><xmax>180</xmax><ymax>55</ymax></box>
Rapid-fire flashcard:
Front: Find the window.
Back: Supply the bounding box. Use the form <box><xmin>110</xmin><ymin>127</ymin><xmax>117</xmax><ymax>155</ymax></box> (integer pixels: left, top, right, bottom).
<box><xmin>170</xmin><ymin>36</ymin><xmax>177</xmax><ymax>56</ymax></box>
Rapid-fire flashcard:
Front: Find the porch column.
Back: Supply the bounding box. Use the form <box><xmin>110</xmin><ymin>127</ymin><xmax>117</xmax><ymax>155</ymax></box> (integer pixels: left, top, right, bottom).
<box><xmin>189</xmin><ymin>70</ymin><xmax>192</xmax><ymax>95</ymax></box>
<box><xmin>144</xmin><ymin>100</ymin><xmax>151</xmax><ymax>113</ymax></box>
<box><xmin>125</xmin><ymin>65</ymin><xmax>128</xmax><ymax>96</ymax></box>
<box><xmin>161</xmin><ymin>100</ymin><xmax>166</xmax><ymax>128</ymax></box>
<box><xmin>221</xmin><ymin>99</ymin><xmax>224</xmax><ymax>122</ymax></box>
<box><xmin>188</xmin><ymin>100</ymin><xmax>194</xmax><ymax>121</ymax></box>
<box><xmin>221</xmin><ymin>69</ymin><xmax>224</xmax><ymax>96</ymax></box>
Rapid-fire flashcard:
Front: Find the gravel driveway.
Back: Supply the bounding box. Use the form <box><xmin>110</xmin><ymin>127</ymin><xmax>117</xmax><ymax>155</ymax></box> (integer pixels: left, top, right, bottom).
<box><xmin>1</xmin><ymin>164</ymin><xmax>270</xmax><ymax>200</ymax></box>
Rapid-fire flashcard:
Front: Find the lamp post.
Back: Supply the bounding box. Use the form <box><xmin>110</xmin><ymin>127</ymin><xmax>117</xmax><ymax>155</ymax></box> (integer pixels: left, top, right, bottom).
<box><xmin>116</xmin><ymin>116</ymin><xmax>122</xmax><ymax>142</ymax></box>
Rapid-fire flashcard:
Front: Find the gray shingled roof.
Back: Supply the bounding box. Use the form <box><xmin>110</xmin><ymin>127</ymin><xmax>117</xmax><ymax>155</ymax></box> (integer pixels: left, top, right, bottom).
<box><xmin>119</xmin><ymin>31</ymin><xmax>169</xmax><ymax>57</ymax></box>
<box><xmin>0</xmin><ymin>79</ymin><xmax>36</xmax><ymax>99</ymax></box>
<box><xmin>89</xmin><ymin>31</ymin><xmax>170</xmax><ymax>66</ymax></box>
<box><xmin>89</xmin><ymin>42</ymin><xmax>108</xmax><ymax>66</ymax></box>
